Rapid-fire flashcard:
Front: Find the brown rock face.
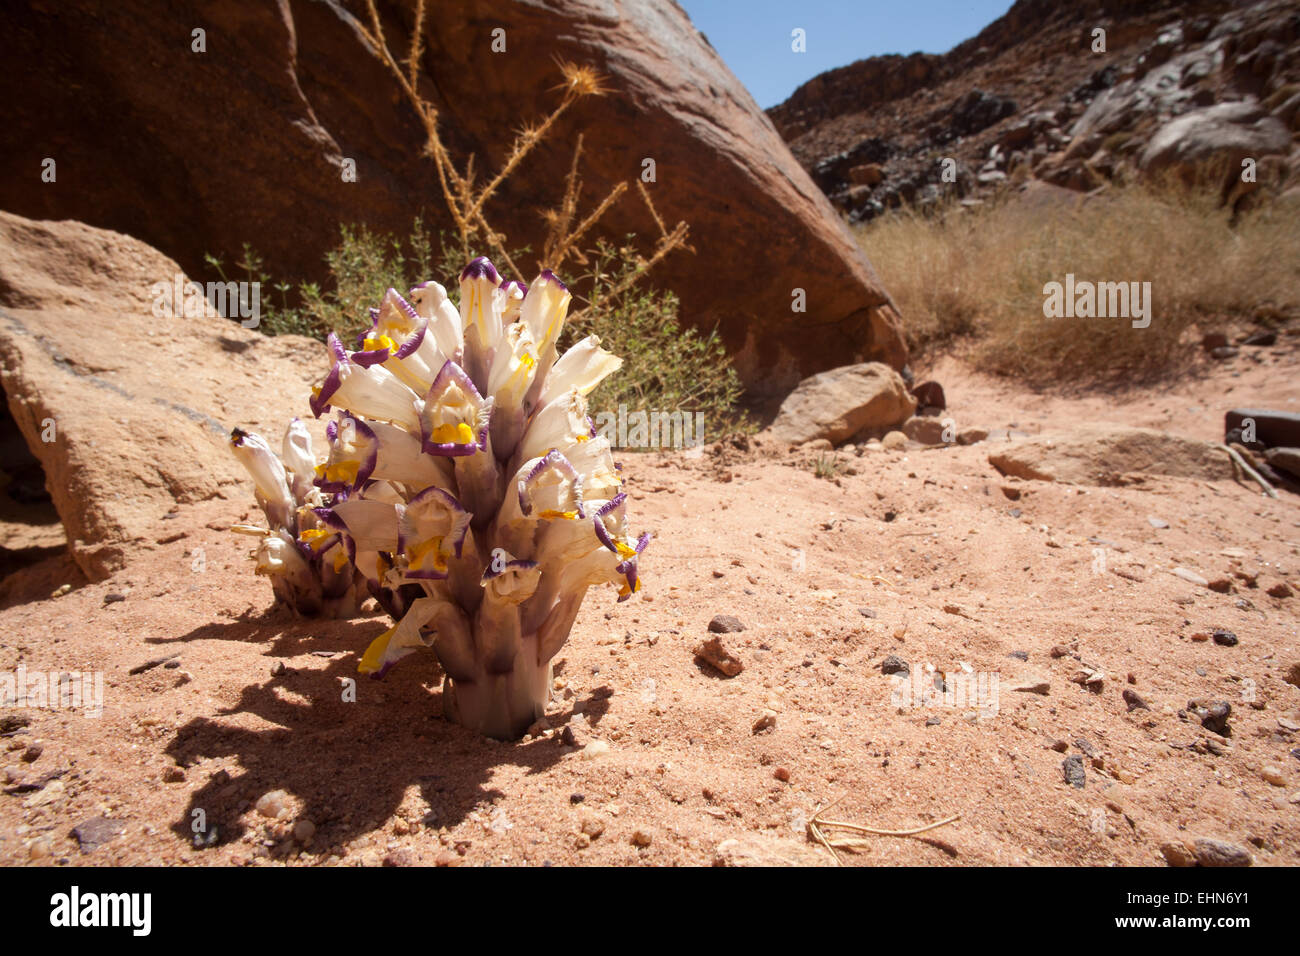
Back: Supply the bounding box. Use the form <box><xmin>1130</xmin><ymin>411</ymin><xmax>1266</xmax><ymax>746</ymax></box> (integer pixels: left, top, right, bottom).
<box><xmin>0</xmin><ymin>212</ymin><xmax>325</xmax><ymax>580</ymax></box>
<box><xmin>0</xmin><ymin>0</ymin><xmax>905</xmax><ymax>397</ymax></box>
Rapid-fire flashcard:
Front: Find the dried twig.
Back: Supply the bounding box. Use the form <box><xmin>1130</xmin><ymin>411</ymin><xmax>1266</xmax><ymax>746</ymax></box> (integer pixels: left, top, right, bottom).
<box><xmin>1219</xmin><ymin>443</ymin><xmax>1277</xmax><ymax>498</ymax></box>
<box><xmin>356</xmin><ymin>2</ymin><xmax>687</xmax><ymax>299</ymax></box>
<box><xmin>807</xmin><ymin>796</ymin><xmax>961</xmax><ymax>866</ymax></box>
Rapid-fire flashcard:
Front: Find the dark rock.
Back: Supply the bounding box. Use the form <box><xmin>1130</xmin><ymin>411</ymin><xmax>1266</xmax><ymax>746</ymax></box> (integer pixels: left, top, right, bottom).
<box><xmin>1212</xmin><ymin>629</ymin><xmax>1239</xmax><ymax>647</ymax></box>
<box><xmin>1265</xmin><ymin>447</ymin><xmax>1300</xmax><ymax>480</ymax></box>
<box><xmin>1242</xmin><ymin>330</ymin><xmax>1277</xmax><ymax>346</ymax></box>
<box><xmin>1122</xmin><ymin>689</ymin><xmax>1150</xmax><ymax>712</ymax></box>
<box><xmin>1007</xmin><ymin>650</ymin><xmax>1029</xmax><ymax>662</ymax></box>
<box><xmin>1202</xmin><ymin>332</ymin><xmax>1229</xmax><ymax>350</ymax></box>
<box><xmin>910</xmin><ymin>380</ymin><xmax>946</xmax><ymax>411</ymax></box>
<box><xmin>1062</xmin><ymin>755</ymin><xmax>1086</xmax><ymax>789</ymax></box>
<box><xmin>72</xmin><ymin>816</ymin><xmax>126</xmax><ymax>854</ymax></box>
<box><xmin>1210</xmin><ymin>346</ymin><xmax>1239</xmax><ymax>361</ymax></box>
<box><xmin>1190</xmin><ymin>699</ymin><xmax>1233</xmax><ymax>736</ymax></box>
<box><xmin>707</xmin><ymin>614</ymin><xmax>746</xmax><ymax>634</ymax></box>
<box><xmin>881</xmin><ymin>655</ymin><xmax>909</xmax><ymax>676</ymax></box>
<box><xmin>1225</xmin><ymin>409</ymin><xmax>1300</xmax><ymax>449</ymax></box>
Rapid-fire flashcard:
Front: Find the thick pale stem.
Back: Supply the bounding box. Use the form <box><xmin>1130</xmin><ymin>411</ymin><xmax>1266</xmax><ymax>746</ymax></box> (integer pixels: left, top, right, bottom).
<box><xmin>442</xmin><ymin>634</ymin><xmax>551</xmax><ymax>740</ymax></box>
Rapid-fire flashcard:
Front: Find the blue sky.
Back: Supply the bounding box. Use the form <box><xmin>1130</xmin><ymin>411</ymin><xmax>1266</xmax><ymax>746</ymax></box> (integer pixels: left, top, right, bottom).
<box><xmin>679</xmin><ymin>0</ymin><xmax>1015</xmax><ymax>109</ymax></box>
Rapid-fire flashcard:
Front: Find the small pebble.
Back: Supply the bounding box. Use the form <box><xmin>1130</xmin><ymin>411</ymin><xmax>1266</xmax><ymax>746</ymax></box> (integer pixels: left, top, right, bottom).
<box><xmin>1212</xmin><ymin>629</ymin><xmax>1238</xmax><ymax>647</ymax></box>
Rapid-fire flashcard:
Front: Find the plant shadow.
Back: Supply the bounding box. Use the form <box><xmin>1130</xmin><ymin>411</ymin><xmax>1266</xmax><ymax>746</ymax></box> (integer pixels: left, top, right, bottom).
<box><xmin>163</xmin><ymin>620</ymin><xmax>576</xmax><ymax>856</ymax></box>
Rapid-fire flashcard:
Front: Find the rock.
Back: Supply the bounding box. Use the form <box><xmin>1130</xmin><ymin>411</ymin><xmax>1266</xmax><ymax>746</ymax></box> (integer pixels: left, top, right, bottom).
<box><xmin>1062</xmin><ymin>755</ymin><xmax>1086</xmax><ymax>789</ymax></box>
<box><xmin>1207</xmin><ymin>577</ymin><xmax>1232</xmax><ymax>593</ymax></box>
<box><xmin>162</xmin><ymin>766</ymin><xmax>186</xmax><ymax>783</ymax></box>
<box><xmin>1192</xmin><ymin>838</ymin><xmax>1252</xmax><ymax>868</ymax></box>
<box><xmin>255</xmin><ymin>789</ymin><xmax>291</xmax><ymax>819</ymax></box>
<box><xmin>1261</xmin><ymin>766</ymin><xmax>1286</xmax><ymax>786</ymax></box>
<box><xmin>1009</xmin><ymin>676</ymin><xmax>1051</xmax><ymax>695</ymax></box>
<box><xmin>630</xmin><ymin>827</ymin><xmax>654</xmax><ymax>847</ymax></box>
<box><xmin>773</xmin><ymin>767</ymin><xmax>791</xmax><ymax>782</ymax></box>
<box><xmin>957</xmin><ymin>427</ymin><xmax>988</xmax><ymax>445</ymax></box>
<box><xmin>847</xmin><ymin>163</ymin><xmax>884</xmax><ymax>186</ymax></box>
<box><xmin>1225</xmin><ymin>410</ymin><xmax>1300</xmax><ymax>450</ymax></box>
<box><xmin>881</xmin><ymin>430</ymin><xmax>908</xmax><ymax>451</ymax></box>
<box><xmin>1264</xmin><ymin>448</ymin><xmax>1300</xmax><ymax>480</ymax></box>
<box><xmin>382</xmin><ymin>849</ymin><xmax>416</xmax><ymax>867</ymax></box>
<box><xmin>580</xmin><ymin>815</ymin><xmax>606</xmax><ymax>839</ymax></box>
<box><xmin>1147</xmin><ymin>516</ymin><xmax>1169</xmax><ymax>529</ymax></box>
<box><xmin>768</xmin><ymin>363</ymin><xmax>915</xmax><ymax>445</ymax></box>
<box><xmin>693</xmin><ymin>637</ymin><xmax>744</xmax><ymax>677</ymax></box>
<box><xmin>1190</xmin><ymin>700</ymin><xmax>1232</xmax><ymax>737</ymax></box>
<box><xmin>1001</xmin><ymin>485</ymin><xmax>1021</xmax><ymax>501</ymax></box>
<box><xmin>1210</xmin><ymin>346</ymin><xmax>1238</xmax><ymax>361</ymax></box>
<box><xmin>293</xmin><ymin>819</ymin><xmax>317</xmax><ymax>843</ymax></box>
<box><xmin>581</xmin><ymin>740</ymin><xmax>610</xmax><ymax>760</ymax></box>
<box><xmin>72</xmin><ymin>816</ymin><xmax>126</xmax><ymax>854</ymax></box>
<box><xmin>902</xmin><ymin>416</ymin><xmax>948</xmax><ymax>445</ymax></box>
<box><xmin>1173</xmin><ymin>567</ymin><xmax>1209</xmax><ymax>588</ymax></box>
<box><xmin>1201</xmin><ymin>332</ymin><xmax>1229</xmax><ymax>351</ymax></box>
<box><xmin>910</xmin><ymin>380</ymin><xmax>946</xmax><ymax>411</ymax></box>
<box><xmin>1160</xmin><ymin>841</ymin><xmax>1197</xmax><ymax>867</ymax></box>
<box><xmin>713</xmin><ymin>834</ymin><xmax>825</xmax><ymax>867</ymax></box>
<box><xmin>987</xmin><ymin>426</ymin><xmax>1234</xmax><ymax>485</ymax></box>
<box><xmin>1242</xmin><ymin>330</ymin><xmax>1277</xmax><ymax>347</ymax></box>
<box><xmin>707</xmin><ymin>614</ymin><xmax>746</xmax><ymax>634</ymax></box>
<box><xmin>20</xmin><ymin>743</ymin><xmax>42</xmax><ymax>763</ymax></box>
<box><xmin>0</xmin><ymin>212</ymin><xmax>326</xmax><ymax>580</ymax></box>
<box><xmin>1122</xmin><ymin>689</ymin><xmax>1150</xmax><ymax>712</ymax></box>
<box><xmin>1212</xmin><ymin>629</ymin><xmax>1239</xmax><ymax>647</ymax></box>
<box><xmin>752</xmin><ymin>710</ymin><xmax>778</xmax><ymax>735</ymax></box>
<box><xmin>881</xmin><ymin>655</ymin><xmax>909</xmax><ymax>676</ymax></box>
<box><xmin>1139</xmin><ymin>102</ymin><xmax>1290</xmax><ymax>182</ymax></box>
<box><xmin>0</xmin><ymin>0</ymin><xmax>906</xmax><ymax>396</ymax></box>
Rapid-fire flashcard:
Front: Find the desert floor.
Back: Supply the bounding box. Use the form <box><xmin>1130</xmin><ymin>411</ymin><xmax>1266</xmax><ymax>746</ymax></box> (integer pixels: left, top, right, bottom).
<box><xmin>1</xmin><ymin>347</ymin><xmax>1298</xmax><ymax>867</ymax></box>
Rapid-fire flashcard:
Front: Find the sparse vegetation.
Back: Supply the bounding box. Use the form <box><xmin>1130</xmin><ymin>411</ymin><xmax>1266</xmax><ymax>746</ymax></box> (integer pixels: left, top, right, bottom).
<box><xmin>857</xmin><ymin>179</ymin><xmax>1300</xmax><ymax>383</ymax></box>
<box><xmin>204</xmin><ymin>1</ymin><xmax>745</xmax><ymax>443</ymax></box>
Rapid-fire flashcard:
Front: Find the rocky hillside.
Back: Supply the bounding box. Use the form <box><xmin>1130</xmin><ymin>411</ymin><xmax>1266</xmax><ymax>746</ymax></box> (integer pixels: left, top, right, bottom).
<box><xmin>769</xmin><ymin>0</ymin><xmax>1300</xmax><ymax>221</ymax></box>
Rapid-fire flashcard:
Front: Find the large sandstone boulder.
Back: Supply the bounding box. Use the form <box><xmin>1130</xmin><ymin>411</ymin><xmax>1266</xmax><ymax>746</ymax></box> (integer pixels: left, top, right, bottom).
<box><xmin>0</xmin><ymin>212</ymin><xmax>324</xmax><ymax>580</ymax></box>
<box><xmin>768</xmin><ymin>363</ymin><xmax>915</xmax><ymax>446</ymax></box>
<box><xmin>1139</xmin><ymin>101</ymin><xmax>1291</xmax><ymax>179</ymax></box>
<box><xmin>988</xmin><ymin>426</ymin><xmax>1234</xmax><ymax>485</ymax></box>
<box><xmin>0</xmin><ymin>0</ymin><xmax>906</xmax><ymax>397</ymax></box>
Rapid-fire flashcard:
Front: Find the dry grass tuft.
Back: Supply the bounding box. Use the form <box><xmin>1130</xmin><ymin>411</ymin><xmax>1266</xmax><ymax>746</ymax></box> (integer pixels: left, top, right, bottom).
<box><xmin>857</xmin><ymin>181</ymin><xmax>1300</xmax><ymax>384</ymax></box>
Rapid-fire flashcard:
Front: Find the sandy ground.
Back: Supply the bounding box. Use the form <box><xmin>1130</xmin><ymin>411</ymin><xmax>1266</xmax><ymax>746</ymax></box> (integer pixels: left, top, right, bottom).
<box><xmin>1</xmin><ymin>343</ymin><xmax>1298</xmax><ymax>867</ymax></box>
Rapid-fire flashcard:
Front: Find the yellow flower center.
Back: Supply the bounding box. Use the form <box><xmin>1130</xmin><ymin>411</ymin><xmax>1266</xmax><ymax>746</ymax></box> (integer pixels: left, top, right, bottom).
<box><xmin>407</xmin><ymin>536</ymin><xmax>448</xmax><ymax>573</ymax></box>
<box><xmin>299</xmin><ymin>528</ymin><xmax>333</xmax><ymax>552</ymax></box>
<box><xmin>430</xmin><ymin>422</ymin><xmax>475</xmax><ymax>445</ymax></box>
<box><xmin>362</xmin><ymin>334</ymin><xmax>398</xmax><ymax>353</ymax></box>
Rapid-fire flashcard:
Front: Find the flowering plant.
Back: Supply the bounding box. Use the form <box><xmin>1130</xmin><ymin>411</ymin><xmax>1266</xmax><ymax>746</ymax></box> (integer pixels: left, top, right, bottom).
<box><xmin>231</xmin><ymin>258</ymin><xmax>648</xmax><ymax>739</ymax></box>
